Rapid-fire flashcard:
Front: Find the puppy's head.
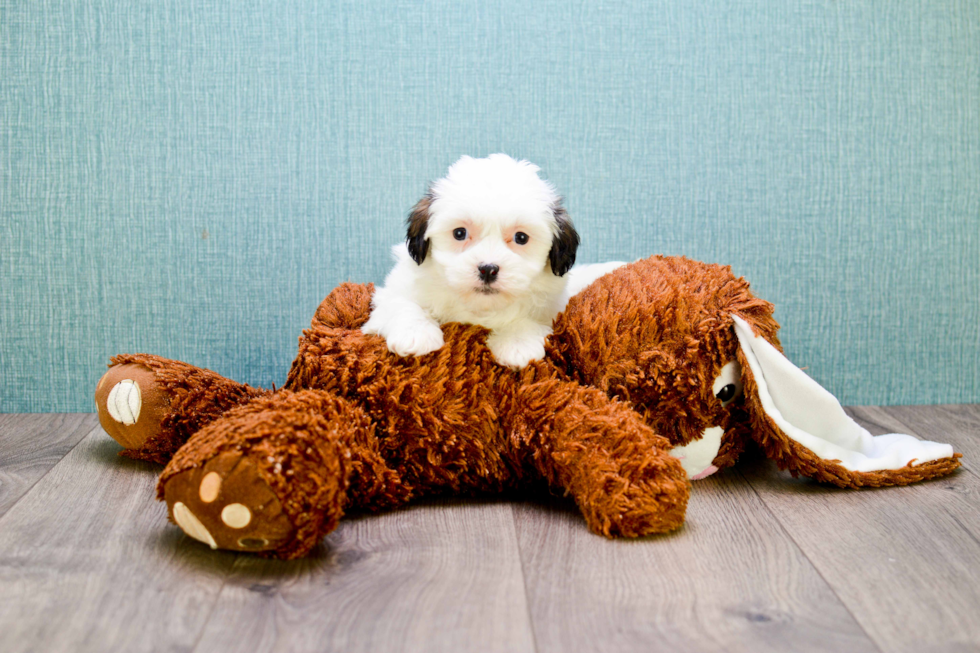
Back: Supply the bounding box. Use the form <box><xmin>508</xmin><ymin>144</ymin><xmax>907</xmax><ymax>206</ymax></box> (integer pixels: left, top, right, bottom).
<box><xmin>406</xmin><ymin>154</ymin><xmax>579</xmax><ymax>311</ymax></box>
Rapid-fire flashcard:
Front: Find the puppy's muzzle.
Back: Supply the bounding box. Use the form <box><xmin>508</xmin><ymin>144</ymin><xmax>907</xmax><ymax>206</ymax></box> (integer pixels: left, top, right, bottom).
<box><xmin>478</xmin><ymin>263</ymin><xmax>500</xmax><ymax>284</ymax></box>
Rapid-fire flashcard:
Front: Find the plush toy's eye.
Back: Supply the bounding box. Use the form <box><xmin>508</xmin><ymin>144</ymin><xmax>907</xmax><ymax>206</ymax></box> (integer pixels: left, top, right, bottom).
<box><xmin>716</xmin><ymin>384</ymin><xmax>737</xmax><ymax>403</ymax></box>
<box><xmin>712</xmin><ymin>360</ymin><xmax>743</xmax><ymax>407</ymax></box>
<box><xmin>453</xmin><ymin>228</ymin><xmax>467</xmax><ymax>241</ymax></box>
<box><xmin>514</xmin><ymin>232</ymin><xmax>529</xmax><ymax>245</ymax></box>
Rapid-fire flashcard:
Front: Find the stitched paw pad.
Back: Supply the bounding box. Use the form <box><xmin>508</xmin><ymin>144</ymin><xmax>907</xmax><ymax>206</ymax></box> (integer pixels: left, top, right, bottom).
<box><xmin>162</xmin><ymin>451</ymin><xmax>294</xmax><ymax>553</ymax></box>
<box><xmin>95</xmin><ymin>364</ymin><xmax>170</xmax><ymax>451</ymax></box>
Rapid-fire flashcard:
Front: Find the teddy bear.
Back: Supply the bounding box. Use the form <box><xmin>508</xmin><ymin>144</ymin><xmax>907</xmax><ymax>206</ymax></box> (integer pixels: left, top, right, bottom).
<box><xmin>95</xmin><ymin>255</ymin><xmax>961</xmax><ymax>558</ymax></box>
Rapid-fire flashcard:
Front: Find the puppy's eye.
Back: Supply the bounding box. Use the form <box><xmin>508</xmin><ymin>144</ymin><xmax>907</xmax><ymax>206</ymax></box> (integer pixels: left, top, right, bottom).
<box><xmin>453</xmin><ymin>228</ymin><xmax>467</xmax><ymax>241</ymax></box>
<box><xmin>514</xmin><ymin>232</ymin><xmax>529</xmax><ymax>245</ymax></box>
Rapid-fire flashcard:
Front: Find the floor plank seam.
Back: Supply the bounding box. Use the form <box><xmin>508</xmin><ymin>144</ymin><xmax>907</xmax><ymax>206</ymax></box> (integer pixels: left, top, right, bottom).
<box><xmin>883</xmin><ymin>405</ymin><xmax>979</xmax><ymax>477</ymax></box>
<box><xmin>509</xmin><ymin>504</ymin><xmax>541</xmax><ymax>653</ymax></box>
<box><xmin>946</xmin><ymin>511</ymin><xmax>980</xmax><ymax>551</ymax></box>
<box><xmin>186</xmin><ymin>562</ymin><xmax>235</xmax><ymax>653</ymax></box>
<box><xmin>872</xmin><ymin>404</ymin><xmax>980</xmax><ymax>484</ymax></box>
<box><xmin>736</xmin><ymin>467</ymin><xmax>888</xmax><ymax>653</ymax></box>
<box><xmin>0</xmin><ymin>420</ymin><xmax>103</xmax><ymax>526</ymax></box>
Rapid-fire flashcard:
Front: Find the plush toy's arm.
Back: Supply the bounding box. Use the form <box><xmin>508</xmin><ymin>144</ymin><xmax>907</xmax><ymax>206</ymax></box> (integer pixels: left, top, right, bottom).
<box><xmin>312</xmin><ymin>282</ymin><xmax>375</xmax><ymax>329</ymax></box>
<box><xmin>510</xmin><ymin>376</ymin><xmax>689</xmax><ymax>536</ymax></box>
<box><xmin>732</xmin><ymin>315</ymin><xmax>961</xmax><ymax>487</ymax></box>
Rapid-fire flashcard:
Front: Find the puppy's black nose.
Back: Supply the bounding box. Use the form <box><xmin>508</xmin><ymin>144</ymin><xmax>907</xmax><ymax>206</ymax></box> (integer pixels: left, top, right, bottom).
<box><xmin>478</xmin><ymin>263</ymin><xmax>500</xmax><ymax>284</ymax></box>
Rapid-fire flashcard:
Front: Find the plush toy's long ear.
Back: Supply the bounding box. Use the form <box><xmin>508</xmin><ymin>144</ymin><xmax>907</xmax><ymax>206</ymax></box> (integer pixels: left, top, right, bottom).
<box><xmin>732</xmin><ymin>315</ymin><xmax>961</xmax><ymax>487</ymax></box>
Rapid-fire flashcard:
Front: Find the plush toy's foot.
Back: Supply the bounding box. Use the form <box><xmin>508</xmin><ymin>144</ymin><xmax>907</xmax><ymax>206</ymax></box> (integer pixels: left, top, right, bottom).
<box><xmin>95</xmin><ymin>354</ymin><xmax>268</xmax><ymax>464</ymax></box>
<box><xmin>96</xmin><ymin>363</ymin><xmax>174</xmax><ymax>456</ymax></box>
<box><xmin>162</xmin><ymin>450</ymin><xmax>295</xmax><ymax>553</ymax></box>
<box><xmin>158</xmin><ymin>389</ymin><xmax>398</xmax><ymax>559</ymax></box>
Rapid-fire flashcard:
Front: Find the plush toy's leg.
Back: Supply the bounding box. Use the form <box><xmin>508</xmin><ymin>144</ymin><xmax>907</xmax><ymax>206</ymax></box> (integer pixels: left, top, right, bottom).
<box><xmin>95</xmin><ymin>354</ymin><xmax>268</xmax><ymax>463</ymax></box>
<box><xmin>511</xmin><ymin>378</ymin><xmax>690</xmax><ymax>537</ymax></box>
<box><xmin>158</xmin><ymin>389</ymin><xmax>410</xmax><ymax>559</ymax></box>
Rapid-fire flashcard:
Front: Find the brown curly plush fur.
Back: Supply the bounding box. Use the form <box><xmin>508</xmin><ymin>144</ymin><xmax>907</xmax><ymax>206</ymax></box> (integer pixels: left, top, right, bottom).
<box><xmin>548</xmin><ymin>256</ymin><xmax>780</xmax><ymax>464</ymax></box>
<box><xmin>145</xmin><ymin>275</ymin><xmax>690</xmax><ymax>557</ymax></box>
<box><xmin>550</xmin><ymin>256</ymin><xmax>960</xmax><ymax>487</ymax></box>
<box><xmin>97</xmin><ymin>354</ymin><xmax>268</xmax><ymax>463</ymax></box>
<box><xmin>96</xmin><ymin>255</ymin><xmax>960</xmax><ymax>558</ymax></box>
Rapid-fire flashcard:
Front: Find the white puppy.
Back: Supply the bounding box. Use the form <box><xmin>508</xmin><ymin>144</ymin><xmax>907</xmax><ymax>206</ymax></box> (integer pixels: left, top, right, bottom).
<box><xmin>363</xmin><ymin>154</ymin><xmax>579</xmax><ymax>368</ymax></box>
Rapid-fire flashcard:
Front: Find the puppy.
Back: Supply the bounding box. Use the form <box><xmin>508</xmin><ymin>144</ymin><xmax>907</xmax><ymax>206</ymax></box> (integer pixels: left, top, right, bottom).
<box><xmin>362</xmin><ymin>153</ymin><xmax>579</xmax><ymax>368</ymax></box>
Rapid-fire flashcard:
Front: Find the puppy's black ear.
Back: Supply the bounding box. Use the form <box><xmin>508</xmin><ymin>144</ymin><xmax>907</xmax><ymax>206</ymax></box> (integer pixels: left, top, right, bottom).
<box><xmin>406</xmin><ymin>193</ymin><xmax>432</xmax><ymax>265</ymax></box>
<box><xmin>548</xmin><ymin>202</ymin><xmax>579</xmax><ymax>277</ymax></box>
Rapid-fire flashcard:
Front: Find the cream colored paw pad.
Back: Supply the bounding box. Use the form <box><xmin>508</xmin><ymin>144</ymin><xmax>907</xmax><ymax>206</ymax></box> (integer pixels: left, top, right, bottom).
<box><xmin>106</xmin><ymin>379</ymin><xmax>141</xmax><ymax>425</ymax></box>
<box><xmin>199</xmin><ymin>472</ymin><xmax>222</xmax><ymax>503</ymax></box>
<box><xmin>221</xmin><ymin>503</ymin><xmax>252</xmax><ymax>528</ymax></box>
<box><xmin>238</xmin><ymin>537</ymin><xmax>268</xmax><ymax>549</ymax></box>
<box><xmin>173</xmin><ymin>501</ymin><xmax>217</xmax><ymax>549</ymax></box>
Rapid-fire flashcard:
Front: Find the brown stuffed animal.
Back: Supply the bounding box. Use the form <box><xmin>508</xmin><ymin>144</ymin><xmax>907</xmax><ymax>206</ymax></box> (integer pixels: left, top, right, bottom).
<box><xmin>95</xmin><ymin>256</ymin><xmax>960</xmax><ymax>558</ymax></box>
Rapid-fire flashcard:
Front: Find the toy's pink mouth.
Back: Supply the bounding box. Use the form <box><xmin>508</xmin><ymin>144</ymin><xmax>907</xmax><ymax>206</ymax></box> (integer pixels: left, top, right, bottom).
<box><xmin>669</xmin><ymin>426</ymin><xmax>723</xmax><ymax>480</ymax></box>
<box><xmin>690</xmin><ymin>465</ymin><xmax>719</xmax><ymax>481</ymax></box>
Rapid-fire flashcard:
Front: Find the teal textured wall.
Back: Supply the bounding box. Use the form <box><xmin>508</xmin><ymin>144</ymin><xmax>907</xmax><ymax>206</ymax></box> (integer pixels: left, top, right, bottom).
<box><xmin>2</xmin><ymin>0</ymin><xmax>978</xmax><ymax>412</ymax></box>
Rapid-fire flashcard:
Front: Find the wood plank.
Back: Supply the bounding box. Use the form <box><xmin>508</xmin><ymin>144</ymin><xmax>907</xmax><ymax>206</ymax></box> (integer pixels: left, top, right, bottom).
<box><xmin>514</xmin><ymin>471</ymin><xmax>879</xmax><ymax>653</ymax></box>
<box><xmin>739</xmin><ymin>405</ymin><xmax>980</xmax><ymax>653</ymax></box>
<box><xmin>0</xmin><ymin>428</ymin><xmax>238</xmax><ymax>653</ymax></box>
<box><xmin>0</xmin><ymin>414</ymin><xmax>96</xmax><ymax>518</ymax></box>
<box><xmin>191</xmin><ymin>500</ymin><xmax>536</xmax><ymax>653</ymax></box>
<box><xmin>3</xmin><ymin>407</ymin><xmax>976</xmax><ymax>652</ymax></box>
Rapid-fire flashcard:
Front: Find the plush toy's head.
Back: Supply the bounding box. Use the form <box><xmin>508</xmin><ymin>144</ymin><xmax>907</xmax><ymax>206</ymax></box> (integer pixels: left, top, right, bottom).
<box><xmin>550</xmin><ymin>255</ymin><xmax>959</xmax><ymax>486</ymax></box>
<box><xmin>549</xmin><ymin>256</ymin><xmax>776</xmax><ymax>476</ymax></box>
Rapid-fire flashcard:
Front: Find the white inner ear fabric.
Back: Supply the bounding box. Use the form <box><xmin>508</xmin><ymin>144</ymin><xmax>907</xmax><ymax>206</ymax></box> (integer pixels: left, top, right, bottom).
<box><xmin>731</xmin><ymin>315</ymin><xmax>953</xmax><ymax>472</ymax></box>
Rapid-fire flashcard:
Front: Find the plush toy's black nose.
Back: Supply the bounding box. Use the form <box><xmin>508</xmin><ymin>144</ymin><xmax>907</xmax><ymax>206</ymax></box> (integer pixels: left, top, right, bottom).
<box><xmin>478</xmin><ymin>263</ymin><xmax>500</xmax><ymax>284</ymax></box>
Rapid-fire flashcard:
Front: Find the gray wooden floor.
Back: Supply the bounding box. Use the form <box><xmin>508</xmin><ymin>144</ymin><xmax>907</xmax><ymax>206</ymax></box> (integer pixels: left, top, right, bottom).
<box><xmin>0</xmin><ymin>406</ymin><xmax>978</xmax><ymax>653</ymax></box>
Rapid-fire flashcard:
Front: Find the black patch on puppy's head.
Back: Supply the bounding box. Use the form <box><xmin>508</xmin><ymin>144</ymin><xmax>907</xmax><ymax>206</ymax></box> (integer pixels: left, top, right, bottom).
<box><xmin>548</xmin><ymin>202</ymin><xmax>579</xmax><ymax>277</ymax></box>
<box><xmin>406</xmin><ymin>193</ymin><xmax>433</xmax><ymax>265</ymax></box>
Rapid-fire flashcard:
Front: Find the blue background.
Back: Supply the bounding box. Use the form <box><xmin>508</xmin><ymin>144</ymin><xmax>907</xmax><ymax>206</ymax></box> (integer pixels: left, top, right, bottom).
<box><xmin>2</xmin><ymin>0</ymin><xmax>978</xmax><ymax>411</ymax></box>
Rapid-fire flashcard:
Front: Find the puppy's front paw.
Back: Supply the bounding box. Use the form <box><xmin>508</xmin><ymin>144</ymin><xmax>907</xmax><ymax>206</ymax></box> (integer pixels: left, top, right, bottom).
<box><xmin>487</xmin><ymin>332</ymin><xmax>547</xmax><ymax>369</ymax></box>
<box><xmin>385</xmin><ymin>321</ymin><xmax>445</xmax><ymax>357</ymax></box>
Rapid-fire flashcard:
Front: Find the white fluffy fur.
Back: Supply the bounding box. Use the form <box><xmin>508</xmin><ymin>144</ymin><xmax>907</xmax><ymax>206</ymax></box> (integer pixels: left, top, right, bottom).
<box><xmin>363</xmin><ymin>154</ymin><xmax>570</xmax><ymax>368</ymax></box>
